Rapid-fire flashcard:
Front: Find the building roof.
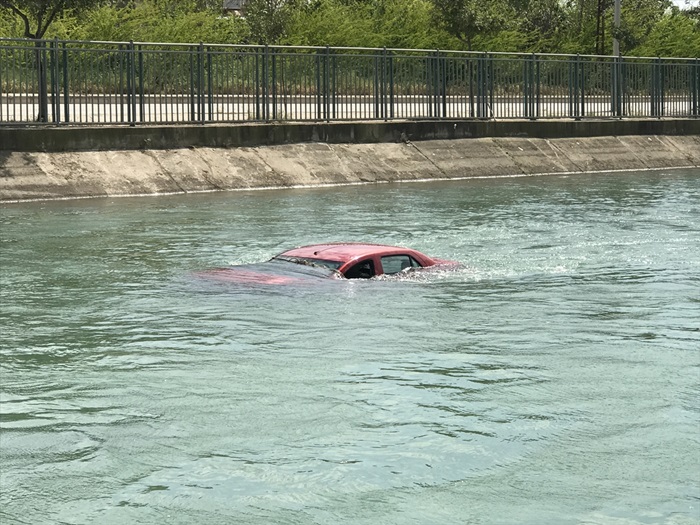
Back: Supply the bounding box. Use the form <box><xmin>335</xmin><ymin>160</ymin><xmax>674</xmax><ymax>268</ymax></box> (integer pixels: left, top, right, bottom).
<box><xmin>223</xmin><ymin>0</ymin><xmax>246</xmax><ymax>10</ymax></box>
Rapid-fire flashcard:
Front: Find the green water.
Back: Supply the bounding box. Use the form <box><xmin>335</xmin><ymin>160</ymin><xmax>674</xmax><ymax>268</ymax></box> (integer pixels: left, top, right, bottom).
<box><xmin>1</xmin><ymin>170</ymin><xmax>699</xmax><ymax>525</ymax></box>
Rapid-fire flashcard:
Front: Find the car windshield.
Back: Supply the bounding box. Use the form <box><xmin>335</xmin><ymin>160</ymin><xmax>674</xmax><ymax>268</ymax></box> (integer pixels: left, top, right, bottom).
<box><xmin>272</xmin><ymin>256</ymin><xmax>343</xmax><ymax>271</ymax></box>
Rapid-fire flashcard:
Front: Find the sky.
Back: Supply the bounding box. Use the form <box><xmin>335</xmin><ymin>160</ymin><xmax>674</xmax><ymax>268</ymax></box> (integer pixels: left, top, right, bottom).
<box><xmin>671</xmin><ymin>0</ymin><xmax>699</xmax><ymax>7</ymax></box>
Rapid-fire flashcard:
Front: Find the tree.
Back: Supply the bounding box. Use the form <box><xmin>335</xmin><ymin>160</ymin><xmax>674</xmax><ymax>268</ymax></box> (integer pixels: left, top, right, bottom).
<box><xmin>0</xmin><ymin>0</ymin><xmax>102</xmax><ymax>122</ymax></box>
<box><xmin>0</xmin><ymin>0</ymin><xmax>102</xmax><ymax>38</ymax></box>
<box><xmin>244</xmin><ymin>0</ymin><xmax>299</xmax><ymax>44</ymax></box>
<box><xmin>512</xmin><ymin>0</ymin><xmax>568</xmax><ymax>51</ymax></box>
<box><xmin>430</xmin><ymin>0</ymin><xmax>514</xmax><ymax>50</ymax></box>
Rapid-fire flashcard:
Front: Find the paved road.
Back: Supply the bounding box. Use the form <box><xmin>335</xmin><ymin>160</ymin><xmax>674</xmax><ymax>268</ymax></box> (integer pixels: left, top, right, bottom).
<box><xmin>1</xmin><ymin>94</ymin><xmax>695</xmax><ymax>124</ymax></box>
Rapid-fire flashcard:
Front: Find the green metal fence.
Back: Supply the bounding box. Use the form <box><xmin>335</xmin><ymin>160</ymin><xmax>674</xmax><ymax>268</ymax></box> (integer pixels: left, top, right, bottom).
<box><xmin>1</xmin><ymin>37</ymin><xmax>698</xmax><ymax>125</ymax></box>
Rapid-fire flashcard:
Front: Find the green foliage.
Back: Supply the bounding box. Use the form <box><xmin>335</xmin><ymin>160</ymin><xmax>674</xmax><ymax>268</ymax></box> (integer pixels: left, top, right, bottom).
<box><xmin>284</xmin><ymin>0</ymin><xmax>375</xmax><ymax>47</ymax></box>
<box><xmin>0</xmin><ymin>0</ymin><xmax>697</xmax><ymax>57</ymax></box>
<box><xmin>285</xmin><ymin>0</ymin><xmax>456</xmax><ymax>49</ymax></box>
<box><xmin>430</xmin><ymin>0</ymin><xmax>515</xmax><ymax>50</ymax></box>
<box><xmin>0</xmin><ymin>0</ymin><xmax>102</xmax><ymax>37</ymax></box>
<box><xmin>244</xmin><ymin>0</ymin><xmax>299</xmax><ymax>44</ymax></box>
<box><xmin>630</xmin><ymin>10</ymin><xmax>700</xmax><ymax>56</ymax></box>
<box><xmin>0</xmin><ymin>6</ymin><xmax>22</xmax><ymax>36</ymax></box>
<box><xmin>21</xmin><ymin>0</ymin><xmax>249</xmax><ymax>43</ymax></box>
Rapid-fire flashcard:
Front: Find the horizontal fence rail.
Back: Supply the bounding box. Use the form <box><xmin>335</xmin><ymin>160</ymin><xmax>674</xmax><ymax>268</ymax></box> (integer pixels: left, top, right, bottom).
<box><xmin>1</xmin><ymin>38</ymin><xmax>698</xmax><ymax>126</ymax></box>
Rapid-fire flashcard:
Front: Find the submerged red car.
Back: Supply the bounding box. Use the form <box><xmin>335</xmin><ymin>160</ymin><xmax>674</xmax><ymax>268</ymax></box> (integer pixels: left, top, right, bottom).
<box><xmin>200</xmin><ymin>243</ymin><xmax>458</xmax><ymax>285</ymax></box>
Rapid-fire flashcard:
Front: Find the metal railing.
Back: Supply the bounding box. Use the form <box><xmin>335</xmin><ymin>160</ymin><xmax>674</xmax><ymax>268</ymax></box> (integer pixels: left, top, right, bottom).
<box><xmin>1</xmin><ymin>37</ymin><xmax>698</xmax><ymax>126</ymax></box>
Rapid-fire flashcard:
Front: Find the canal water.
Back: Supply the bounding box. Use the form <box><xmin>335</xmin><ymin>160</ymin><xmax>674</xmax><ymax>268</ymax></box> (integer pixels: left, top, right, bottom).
<box><xmin>1</xmin><ymin>169</ymin><xmax>699</xmax><ymax>525</ymax></box>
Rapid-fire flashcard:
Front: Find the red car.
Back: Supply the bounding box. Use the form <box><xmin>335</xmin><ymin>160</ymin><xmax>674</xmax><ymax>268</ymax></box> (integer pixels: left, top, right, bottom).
<box><xmin>200</xmin><ymin>243</ymin><xmax>458</xmax><ymax>285</ymax></box>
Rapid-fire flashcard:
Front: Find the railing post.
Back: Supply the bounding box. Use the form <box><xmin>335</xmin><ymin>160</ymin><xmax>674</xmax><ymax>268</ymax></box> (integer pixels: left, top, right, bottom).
<box><xmin>207</xmin><ymin>46</ymin><xmax>213</xmax><ymax>121</ymax></box>
<box><xmin>374</xmin><ymin>53</ymin><xmax>379</xmax><ymax>119</ymax></box>
<box><xmin>271</xmin><ymin>47</ymin><xmax>277</xmax><ymax>120</ymax></box>
<box><xmin>325</xmin><ymin>46</ymin><xmax>331</xmax><ymax>122</ymax></box>
<box><xmin>651</xmin><ymin>57</ymin><xmax>663</xmax><ymax>118</ymax></box>
<box><xmin>331</xmin><ymin>48</ymin><xmax>337</xmax><ymax>120</ymax></box>
<box><xmin>254</xmin><ymin>48</ymin><xmax>260</xmax><ymax>120</ymax></box>
<box><xmin>535</xmin><ymin>54</ymin><xmax>541</xmax><ymax>119</ymax></box>
<box><xmin>388</xmin><ymin>48</ymin><xmax>394</xmax><ymax>120</ymax></box>
<box><xmin>50</xmin><ymin>38</ymin><xmax>59</xmax><ymax>123</ymax></box>
<box><xmin>468</xmin><ymin>56</ymin><xmax>475</xmax><ymax>118</ymax></box>
<box><xmin>441</xmin><ymin>51</ymin><xmax>447</xmax><ymax>118</ymax></box>
<box><xmin>477</xmin><ymin>53</ymin><xmax>484</xmax><ymax>118</ymax></box>
<box><xmin>189</xmin><ymin>45</ymin><xmax>195</xmax><ymax>121</ymax></box>
<box><xmin>62</xmin><ymin>41</ymin><xmax>69</xmax><ymax>123</ymax></box>
<box><xmin>198</xmin><ymin>42</ymin><xmax>205</xmax><ymax>123</ymax></box>
<box><xmin>382</xmin><ymin>47</ymin><xmax>387</xmax><ymax>120</ymax></box>
<box><xmin>570</xmin><ymin>55</ymin><xmax>582</xmax><ymax>119</ymax></box>
<box><xmin>435</xmin><ymin>49</ymin><xmax>441</xmax><ymax>118</ymax></box>
<box><xmin>524</xmin><ymin>53</ymin><xmax>536</xmax><ymax>119</ymax></box>
<box><xmin>579</xmin><ymin>55</ymin><xmax>586</xmax><ymax>118</ymax></box>
<box><xmin>523</xmin><ymin>54</ymin><xmax>530</xmax><ymax>119</ymax></box>
<box><xmin>263</xmin><ymin>45</ymin><xmax>269</xmax><ymax>121</ymax></box>
<box><xmin>36</xmin><ymin>39</ymin><xmax>49</xmax><ymax>123</ymax></box>
<box><xmin>612</xmin><ymin>55</ymin><xmax>622</xmax><ymax>117</ymax></box>
<box><xmin>316</xmin><ymin>48</ymin><xmax>322</xmax><ymax>120</ymax></box>
<box><xmin>568</xmin><ymin>57</ymin><xmax>574</xmax><ymax>118</ymax></box>
<box><xmin>129</xmin><ymin>40</ymin><xmax>137</xmax><ymax>126</ymax></box>
<box><xmin>489</xmin><ymin>53</ymin><xmax>495</xmax><ymax>118</ymax></box>
<box><xmin>138</xmin><ymin>44</ymin><xmax>144</xmax><ymax>123</ymax></box>
<box><xmin>693</xmin><ymin>58</ymin><xmax>699</xmax><ymax>117</ymax></box>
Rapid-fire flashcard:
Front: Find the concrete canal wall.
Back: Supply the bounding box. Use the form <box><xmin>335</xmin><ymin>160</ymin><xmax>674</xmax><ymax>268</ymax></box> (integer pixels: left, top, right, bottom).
<box><xmin>1</xmin><ymin>119</ymin><xmax>699</xmax><ymax>202</ymax></box>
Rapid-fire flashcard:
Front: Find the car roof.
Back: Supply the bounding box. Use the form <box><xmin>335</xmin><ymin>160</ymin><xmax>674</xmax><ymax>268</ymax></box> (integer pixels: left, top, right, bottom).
<box><xmin>279</xmin><ymin>243</ymin><xmax>421</xmax><ymax>263</ymax></box>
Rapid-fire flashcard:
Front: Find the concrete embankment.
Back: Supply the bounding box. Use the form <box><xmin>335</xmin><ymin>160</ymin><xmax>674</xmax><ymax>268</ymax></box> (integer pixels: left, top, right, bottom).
<box><xmin>1</xmin><ymin>119</ymin><xmax>699</xmax><ymax>202</ymax></box>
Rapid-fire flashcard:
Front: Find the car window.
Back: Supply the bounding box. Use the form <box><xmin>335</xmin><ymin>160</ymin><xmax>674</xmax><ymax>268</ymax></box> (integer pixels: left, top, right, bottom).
<box><xmin>344</xmin><ymin>259</ymin><xmax>375</xmax><ymax>279</ymax></box>
<box><xmin>381</xmin><ymin>255</ymin><xmax>420</xmax><ymax>275</ymax></box>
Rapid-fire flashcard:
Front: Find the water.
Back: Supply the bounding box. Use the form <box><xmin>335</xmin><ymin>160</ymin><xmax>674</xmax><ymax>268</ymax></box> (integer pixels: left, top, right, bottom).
<box><xmin>1</xmin><ymin>169</ymin><xmax>699</xmax><ymax>525</ymax></box>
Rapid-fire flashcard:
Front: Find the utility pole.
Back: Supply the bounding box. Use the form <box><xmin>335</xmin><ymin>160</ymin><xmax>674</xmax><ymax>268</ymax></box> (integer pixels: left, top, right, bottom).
<box><xmin>613</xmin><ymin>0</ymin><xmax>621</xmax><ymax>56</ymax></box>
<box><xmin>612</xmin><ymin>0</ymin><xmax>622</xmax><ymax>117</ymax></box>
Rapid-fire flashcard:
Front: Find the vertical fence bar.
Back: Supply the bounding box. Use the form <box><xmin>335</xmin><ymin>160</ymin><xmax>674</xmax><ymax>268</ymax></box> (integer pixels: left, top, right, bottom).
<box><xmin>197</xmin><ymin>42</ymin><xmax>204</xmax><ymax>123</ymax></box>
<box><xmin>535</xmin><ymin>55</ymin><xmax>541</xmax><ymax>118</ymax></box>
<box><xmin>651</xmin><ymin>58</ymin><xmax>659</xmax><ymax>117</ymax></box>
<box><xmin>316</xmin><ymin>49</ymin><xmax>322</xmax><ymax>120</ymax></box>
<box><xmin>254</xmin><ymin>49</ymin><xmax>260</xmax><ymax>120</ymax></box>
<box><xmin>129</xmin><ymin>41</ymin><xmax>137</xmax><ymax>126</ymax></box>
<box><xmin>37</xmin><ymin>39</ymin><xmax>49</xmax><ymax>122</ymax></box>
<box><xmin>0</xmin><ymin>45</ymin><xmax>4</xmax><ymax>122</ymax></box>
<box><xmin>693</xmin><ymin>58</ymin><xmax>699</xmax><ymax>117</ymax></box>
<box><xmin>262</xmin><ymin>45</ymin><xmax>269</xmax><ymax>121</ymax></box>
<box><xmin>207</xmin><ymin>46</ymin><xmax>213</xmax><ymax>121</ymax></box>
<box><xmin>579</xmin><ymin>55</ymin><xmax>585</xmax><ymax>118</ymax></box>
<box><xmin>331</xmin><ymin>50</ymin><xmax>337</xmax><ymax>120</ymax></box>
<box><xmin>0</xmin><ymin>45</ymin><xmax>6</xmax><ymax>122</ymax></box>
<box><xmin>138</xmin><ymin>45</ymin><xmax>144</xmax><ymax>123</ymax></box>
<box><xmin>119</xmin><ymin>44</ymin><xmax>124</xmax><ymax>123</ymax></box>
<box><xmin>382</xmin><ymin>47</ymin><xmax>388</xmax><ymax>120</ymax></box>
<box><xmin>385</xmin><ymin>51</ymin><xmax>395</xmax><ymax>120</ymax></box>
<box><xmin>477</xmin><ymin>53</ymin><xmax>485</xmax><ymax>118</ymax></box>
<box><xmin>523</xmin><ymin>55</ymin><xmax>530</xmax><ymax>119</ymax></box>
<box><xmin>271</xmin><ymin>48</ymin><xmax>277</xmax><ymax>120</ymax></box>
<box><xmin>488</xmin><ymin>54</ymin><xmax>494</xmax><ymax>119</ymax></box>
<box><xmin>612</xmin><ymin>56</ymin><xmax>621</xmax><ymax>117</ymax></box>
<box><xmin>434</xmin><ymin>50</ymin><xmax>441</xmax><ymax>118</ymax></box>
<box><xmin>569</xmin><ymin>56</ymin><xmax>575</xmax><ymax>118</ymax></box>
<box><xmin>441</xmin><ymin>52</ymin><xmax>447</xmax><ymax>118</ymax></box>
<box><xmin>373</xmin><ymin>53</ymin><xmax>379</xmax><ymax>119</ymax></box>
<box><xmin>324</xmin><ymin>46</ymin><xmax>331</xmax><ymax>122</ymax></box>
<box><xmin>190</xmin><ymin>46</ymin><xmax>196</xmax><ymax>121</ymax></box>
<box><xmin>50</xmin><ymin>38</ymin><xmax>59</xmax><ymax>123</ymax></box>
<box><xmin>1</xmin><ymin>45</ymin><xmax>4</xmax><ymax>122</ymax></box>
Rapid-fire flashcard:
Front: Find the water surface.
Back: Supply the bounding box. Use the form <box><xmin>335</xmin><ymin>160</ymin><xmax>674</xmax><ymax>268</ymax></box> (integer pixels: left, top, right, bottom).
<box><xmin>1</xmin><ymin>169</ymin><xmax>699</xmax><ymax>524</ymax></box>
